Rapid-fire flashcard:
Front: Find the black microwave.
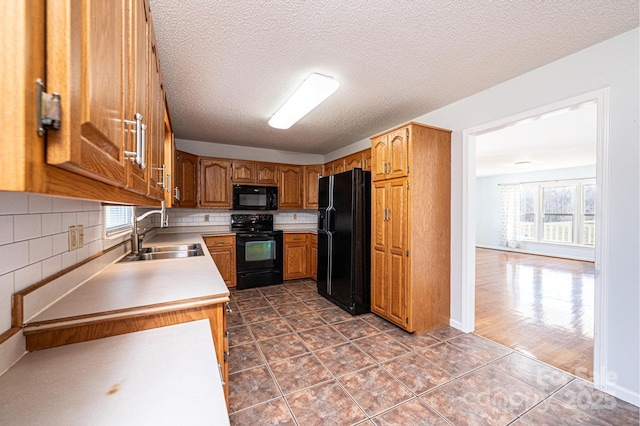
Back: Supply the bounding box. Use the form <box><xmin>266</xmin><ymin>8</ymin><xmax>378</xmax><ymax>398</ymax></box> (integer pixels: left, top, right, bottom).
<box><xmin>232</xmin><ymin>185</ymin><xmax>278</xmax><ymax>210</ymax></box>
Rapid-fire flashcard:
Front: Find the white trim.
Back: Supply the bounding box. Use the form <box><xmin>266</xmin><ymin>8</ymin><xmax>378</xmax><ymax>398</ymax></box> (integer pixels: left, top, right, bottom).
<box><xmin>602</xmin><ymin>381</ymin><xmax>640</xmax><ymax>407</ymax></box>
<box><xmin>449</xmin><ymin>318</ymin><xmax>463</xmax><ymax>331</ymax></box>
<box><xmin>593</xmin><ymin>87</ymin><xmax>610</xmax><ymax>393</ymax></box>
<box><xmin>460</xmin><ymin>130</ymin><xmax>476</xmax><ymax>332</ymax></box>
<box><xmin>461</xmin><ymin>88</ymin><xmax>609</xmax><ymax>391</ymax></box>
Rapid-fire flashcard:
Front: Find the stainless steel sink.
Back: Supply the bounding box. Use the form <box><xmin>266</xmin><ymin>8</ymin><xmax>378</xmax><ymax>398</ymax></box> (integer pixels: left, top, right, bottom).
<box><xmin>139</xmin><ymin>250</ymin><xmax>202</xmax><ymax>260</ymax></box>
<box><xmin>119</xmin><ymin>243</ymin><xmax>205</xmax><ymax>262</ymax></box>
<box><xmin>142</xmin><ymin>244</ymin><xmax>201</xmax><ymax>253</ymax></box>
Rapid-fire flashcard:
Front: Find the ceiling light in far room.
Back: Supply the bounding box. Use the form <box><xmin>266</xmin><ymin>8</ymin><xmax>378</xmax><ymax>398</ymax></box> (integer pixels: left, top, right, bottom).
<box><xmin>268</xmin><ymin>73</ymin><xmax>340</xmax><ymax>129</ymax></box>
<box><xmin>514</xmin><ymin>161</ymin><xmax>532</xmax><ymax>170</ymax></box>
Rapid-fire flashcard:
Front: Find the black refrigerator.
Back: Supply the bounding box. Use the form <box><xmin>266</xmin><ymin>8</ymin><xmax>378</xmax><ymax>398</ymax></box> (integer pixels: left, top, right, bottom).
<box><xmin>317</xmin><ymin>168</ymin><xmax>371</xmax><ymax>315</ymax></box>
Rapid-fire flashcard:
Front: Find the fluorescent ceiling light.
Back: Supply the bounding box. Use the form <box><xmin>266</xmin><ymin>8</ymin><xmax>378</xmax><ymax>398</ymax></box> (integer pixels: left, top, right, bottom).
<box><xmin>268</xmin><ymin>73</ymin><xmax>339</xmax><ymax>129</ymax></box>
<box><xmin>514</xmin><ymin>161</ymin><xmax>532</xmax><ymax>169</ymax></box>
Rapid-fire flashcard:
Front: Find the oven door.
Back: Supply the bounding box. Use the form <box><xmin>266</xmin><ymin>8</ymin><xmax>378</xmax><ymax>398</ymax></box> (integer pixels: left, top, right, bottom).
<box><xmin>235</xmin><ymin>232</ymin><xmax>283</xmax><ymax>289</ymax></box>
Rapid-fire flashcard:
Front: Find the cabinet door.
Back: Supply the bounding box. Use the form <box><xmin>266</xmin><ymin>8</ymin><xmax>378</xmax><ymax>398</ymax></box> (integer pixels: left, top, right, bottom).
<box><xmin>388</xmin><ymin>179</ymin><xmax>408</xmax><ymax>326</ymax></box>
<box><xmin>200</xmin><ymin>158</ymin><xmax>231</xmax><ymax>208</ymax></box>
<box><xmin>256</xmin><ymin>163</ymin><xmax>278</xmax><ymax>185</ymax></box>
<box><xmin>370</xmin><ymin>179</ymin><xmax>408</xmax><ymax>327</ymax></box>
<box><xmin>206</xmin><ymin>236</ymin><xmax>236</xmax><ymax>287</ymax></box>
<box><xmin>176</xmin><ymin>150</ymin><xmax>198</xmax><ymax>208</ymax></box>
<box><xmin>344</xmin><ymin>152</ymin><xmax>363</xmax><ymax>172</ymax></box>
<box><xmin>310</xmin><ymin>234</ymin><xmax>318</xmax><ymax>281</ymax></box>
<box><xmin>332</xmin><ymin>159</ymin><xmax>345</xmax><ymax>175</ymax></box>
<box><xmin>279</xmin><ymin>165</ymin><xmax>303</xmax><ymax>209</ymax></box>
<box><xmin>232</xmin><ymin>161</ymin><xmax>255</xmax><ymax>183</ymax></box>
<box><xmin>303</xmin><ymin>165</ymin><xmax>323</xmax><ymax>209</ymax></box>
<box><xmin>387</xmin><ymin>127</ymin><xmax>408</xmax><ymax>179</ymax></box>
<box><xmin>126</xmin><ymin>0</ymin><xmax>149</xmax><ymax>196</ymax></box>
<box><xmin>371</xmin><ymin>135</ymin><xmax>388</xmax><ymax>181</ymax></box>
<box><xmin>46</xmin><ymin>0</ymin><xmax>128</xmax><ymax>186</ymax></box>
<box><xmin>363</xmin><ymin>149</ymin><xmax>372</xmax><ymax>172</ymax></box>
<box><xmin>146</xmin><ymin>21</ymin><xmax>165</xmax><ymax>200</ymax></box>
<box><xmin>370</xmin><ymin>181</ymin><xmax>388</xmax><ymax>317</ymax></box>
<box><xmin>285</xmin><ymin>241</ymin><xmax>308</xmax><ymax>280</ymax></box>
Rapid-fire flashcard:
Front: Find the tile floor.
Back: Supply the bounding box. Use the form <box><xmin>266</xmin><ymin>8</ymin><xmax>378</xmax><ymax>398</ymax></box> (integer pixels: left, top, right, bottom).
<box><xmin>227</xmin><ymin>279</ymin><xmax>639</xmax><ymax>426</ymax></box>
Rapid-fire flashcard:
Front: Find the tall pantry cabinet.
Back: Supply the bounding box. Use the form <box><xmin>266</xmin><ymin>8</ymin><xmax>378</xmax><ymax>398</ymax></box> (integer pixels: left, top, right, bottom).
<box><xmin>370</xmin><ymin>122</ymin><xmax>451</xmax><ymax>334</ymax></box>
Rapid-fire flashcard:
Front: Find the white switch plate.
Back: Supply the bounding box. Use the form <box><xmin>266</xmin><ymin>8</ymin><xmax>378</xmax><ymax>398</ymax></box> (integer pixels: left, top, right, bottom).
<box><xmin>77</xmin><ymin>225</ymin><xmax>84</xmax><ymax>248</ymax></box>
<box><xmin>68</xmin><ymin>226</ymin><xmax>77</xmax><ymax>251</ymax></box>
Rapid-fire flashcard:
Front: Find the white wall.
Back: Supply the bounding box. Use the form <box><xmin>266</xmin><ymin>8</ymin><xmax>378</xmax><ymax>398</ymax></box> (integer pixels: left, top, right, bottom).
<box><xmin>411</xmin><ymin>28</ymin><xmax>639</xmax><ymax>403</ymax></box>
<box><xmin>176</xmin><ymin>139</ymin><xmax>324</xmax><ymax>165</ymax></box>
<box><xmin>476</xmin><ymin>165</ymin><xmax>596</xmax><ymax>261</ymax></box>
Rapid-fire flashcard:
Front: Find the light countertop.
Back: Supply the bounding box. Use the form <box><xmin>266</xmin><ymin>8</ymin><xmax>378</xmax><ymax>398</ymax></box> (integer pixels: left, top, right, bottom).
<box><xmin>28</xmin><ymin>233</ymin><xmax>229</xmax><ymax>325</ymax></box>
<box><xmin>0</xmin><ymin>320</ymin><xmax>229</xmax><ymax>425</ymax></box>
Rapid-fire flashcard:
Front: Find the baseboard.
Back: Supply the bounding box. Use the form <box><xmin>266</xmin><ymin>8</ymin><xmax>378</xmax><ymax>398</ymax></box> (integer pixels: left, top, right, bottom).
<box><xmin>449</xmin><ymin>318</ymin><xmax>463</xmax><ymax>331</ymax></box>
<box><xmin>475</xmin><ymin>244</ymin><xmax>594</xmax><ymax>262</ymax></box>
<box><xmin>602</xmin><ymin>381</ymin><xmax>640</xmax><ymax>407</ymax></box>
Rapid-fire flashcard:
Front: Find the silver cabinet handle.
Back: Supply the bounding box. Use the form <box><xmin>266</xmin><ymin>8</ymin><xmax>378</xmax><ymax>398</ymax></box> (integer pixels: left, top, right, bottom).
<box><xmin>124</xmin><ymin>113</ymin><xmax>144</xmax><ymax>168</ymax></box>
<box><xmin>140</xmin><ymin>123</ymin><xmax>147</xmax><ymax>169</ymax></box>
<box><xmin>218</xmin><ymin>363</ymin><xmax>226</xmax><ymax>387</ymax></box>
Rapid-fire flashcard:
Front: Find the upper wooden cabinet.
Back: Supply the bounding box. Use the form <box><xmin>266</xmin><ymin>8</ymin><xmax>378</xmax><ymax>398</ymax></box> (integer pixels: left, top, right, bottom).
<box><xmin>200</xmin><ymin>158</ymin><xmax>232</xmax><ymax>208</ymax></box>
<box><xmin>303</xmin><ymin>165</ymin><xmax>323</xmax><ymax>209</ymax></box>
<box><xmin>344</xmin><ymin>152</ymin><xmax>363</xmax><ymax>172</ymax></box>
<box><xmin>176</xmin><ymin>150</ymin><xmax>198</xmax><ymax>208</ymax></box>
<box><xmin>146</xmin><ymin>19</ymin><xmax>166</xmax><ymax>201</ymax></box>
<box><xmin>279</xmin><ymin>165</ymin><xmax>303</xmax><ymax>209</ymax></box>
<box><xmin>231</xmin><ymin>161</ymin><xmax>255</xmax><ymax>183</ymax></box>
<box><xmin>231</xmin><ymin>161</ymin><xmax>278</xmax><ymax>185</ymax></box>
<box><xmin>370</xmin><ymin>122</ymin><xmax>451</xmax><ymax>334</ymax></box>
<box><xmin>256</xmin><ymin>163</ymin><xmax>279</xmax><ymax>185</ymax></box>
<box><xmin>363</xmin><ymin>149</ymin><xmax>372</xmax><ymax>172</ymax></box>
<box><xmin>0</xmin><ymin>0</ymin><xmax>171</xmax><ymax>205</ymax></box>
<box><xmin>45</xmin><ymin>0</ymin><xmax>129</xmax><ymax>187</ymax></box>
<box><xmin>371</xmin><ymin>126</ymin><xmax>408</xmax><ymax>181</ymax></box>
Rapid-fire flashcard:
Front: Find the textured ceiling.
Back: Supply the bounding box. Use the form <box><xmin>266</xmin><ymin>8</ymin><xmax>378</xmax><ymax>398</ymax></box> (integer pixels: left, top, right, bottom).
<box><xmin>148</xmin><ymin>0</ymin><xmax>638</xmax><ymax>155</ymax></box>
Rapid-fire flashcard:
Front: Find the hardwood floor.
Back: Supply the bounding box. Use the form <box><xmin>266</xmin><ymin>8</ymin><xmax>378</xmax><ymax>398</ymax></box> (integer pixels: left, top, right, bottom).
<box><xmin>475</xmin><ymin>248</ymin><xmax>595</xmax><ymax>381</ymax></box>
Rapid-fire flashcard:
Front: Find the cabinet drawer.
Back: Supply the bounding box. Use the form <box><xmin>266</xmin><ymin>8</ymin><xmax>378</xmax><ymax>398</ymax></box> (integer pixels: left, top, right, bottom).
<box><xmin>285</xmin><ymin>233</ymin><xmax>308</xmax><ymax>243</ymax></box>
<box><xmin>310</xmin><ymin>234</ymin><xmax>317</xmax><ymax>244</ymax></box>
<box><xmin>204</xmin><ymin>235</ymin><xmax>235</xmax><ymax>247</ymax></box>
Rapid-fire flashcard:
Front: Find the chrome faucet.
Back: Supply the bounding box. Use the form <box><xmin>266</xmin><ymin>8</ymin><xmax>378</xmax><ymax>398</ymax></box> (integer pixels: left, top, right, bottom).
<box><xmin>131</xmin><ymin>200</ymin><xmax>169</xmax><ymax>254</ymax></box>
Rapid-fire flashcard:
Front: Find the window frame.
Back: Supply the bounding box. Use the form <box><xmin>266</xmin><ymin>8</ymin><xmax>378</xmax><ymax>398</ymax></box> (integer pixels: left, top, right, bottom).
<box><xmin>517</xmin><ymin>178</ymin><xmax>595</xmax><ymax>247</ymax></box>
<box><xmin>103</xmin><ymin>205</ymin><xmax>134</xmax><ymax>239</ymax></box>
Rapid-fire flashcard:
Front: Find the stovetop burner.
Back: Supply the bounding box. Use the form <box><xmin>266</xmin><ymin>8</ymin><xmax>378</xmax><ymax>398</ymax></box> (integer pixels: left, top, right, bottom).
<box><xmin>231</xmin><ymin>214</ymin><xmax>275</xmax><ymax>233</ymax></box>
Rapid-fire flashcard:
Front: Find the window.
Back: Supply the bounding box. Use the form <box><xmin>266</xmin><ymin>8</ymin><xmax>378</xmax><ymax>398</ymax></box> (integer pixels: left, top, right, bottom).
<box><xmin>583</xmin><ymin>184</ymin><xmax>596</xmax><ymax>246</ymax></box>
<box><xmin>542</xmin><ymin>185</ymin><xmax>574</xmax><ymax>243</ymax></box>
<box><xmin>104</xmin><ymin>205</ymin><xmax>134</xmax><ymax>236</ymax></box>
<box><xmin>515</xmin><ymin>178</ymin><xmax>595</xmax><ymax>246</ymax></box>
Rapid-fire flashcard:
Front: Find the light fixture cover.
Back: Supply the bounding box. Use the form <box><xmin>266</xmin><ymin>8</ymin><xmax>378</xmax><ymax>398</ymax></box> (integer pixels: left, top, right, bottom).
<box><xmin>268</xmin><ymin>73</ymin><xmax>339</xmax><ymax>129</ymax></box>
<box><xmin>514</xmin><ymin>161</ymin><xmax>532</xmax><ymax>169</ymax></box>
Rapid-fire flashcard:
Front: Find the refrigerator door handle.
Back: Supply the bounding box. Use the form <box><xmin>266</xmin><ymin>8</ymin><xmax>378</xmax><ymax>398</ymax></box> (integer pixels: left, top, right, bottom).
<box><xmin>317</xmin><ymin>210</ymin><xmax>325</xmax><ymax>231</ymax></box>
<box><xmin>327</xmin><ymin>207</ymin><xmax>335</xmax><ymax>232</ymax></box>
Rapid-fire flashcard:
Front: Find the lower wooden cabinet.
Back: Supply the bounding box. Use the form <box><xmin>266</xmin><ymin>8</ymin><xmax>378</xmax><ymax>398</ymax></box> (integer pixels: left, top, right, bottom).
<box><xmin>310</xmin><ymin>234</ymin><xmax>318</xmax><ymax>281</ymax></box>
<box><xmin>204</xmin><ymin>235</ymin><xmax>236</xmax><ymax>287</ymax></box>
<box><xmin>284</xmin><ymin>233</ymin><xmax>309</xmax><ymax>280</ymax></box>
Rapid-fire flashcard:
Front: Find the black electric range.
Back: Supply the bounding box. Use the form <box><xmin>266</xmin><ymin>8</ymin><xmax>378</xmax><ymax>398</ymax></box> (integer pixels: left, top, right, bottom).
<box><xmin>231</xmin><ymin>214</ymin><xmax>283</xmax><ymax>289</ymax></box>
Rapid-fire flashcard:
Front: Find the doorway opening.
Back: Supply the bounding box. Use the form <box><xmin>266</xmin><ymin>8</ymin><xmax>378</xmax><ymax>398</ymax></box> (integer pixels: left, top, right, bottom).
<box><xmin>460</xmin><ymin>89</ymin><xmax>609</xmax><ymax>389</ymax></box>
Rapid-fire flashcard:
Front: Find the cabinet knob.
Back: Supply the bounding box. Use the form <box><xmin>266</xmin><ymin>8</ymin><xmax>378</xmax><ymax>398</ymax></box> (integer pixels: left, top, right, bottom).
<box><xmin>225</xmin><ymin>302</ymin><xmax>232</xmax><ymax>313</ymax></box>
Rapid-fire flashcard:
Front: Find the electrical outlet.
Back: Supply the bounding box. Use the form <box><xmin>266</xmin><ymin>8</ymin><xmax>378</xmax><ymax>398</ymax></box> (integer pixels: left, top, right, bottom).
<box><xmin>204</xmin><ymin>214</ymin><xmax>210</xmax><ymax>222</ymax></box>
<box><xmin>77</xmin><ymin>225</ymin><xmax>84</xmax><ymax>248</ymax></box>
<box><xmin>293</xmin><ymin>213</ymin><xmax>297</xmax><ymax>220</ymax></box>
<box><xmin>68</xmin><ymin>226</ymin><xmax>77</xmax><ymax>251</ymax></box>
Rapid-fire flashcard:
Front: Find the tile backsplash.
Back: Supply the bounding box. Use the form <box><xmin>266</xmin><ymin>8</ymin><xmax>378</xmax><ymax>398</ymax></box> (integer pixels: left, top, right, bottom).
<box><xmin>0</xmin><ymin>192</ymin><xmax>104</xmax><ymax>335</ymax></box>
<box><xmin>150</xmin><ymin>208</ymin><xmax>317</xmax><ymax>229</ymax></box>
